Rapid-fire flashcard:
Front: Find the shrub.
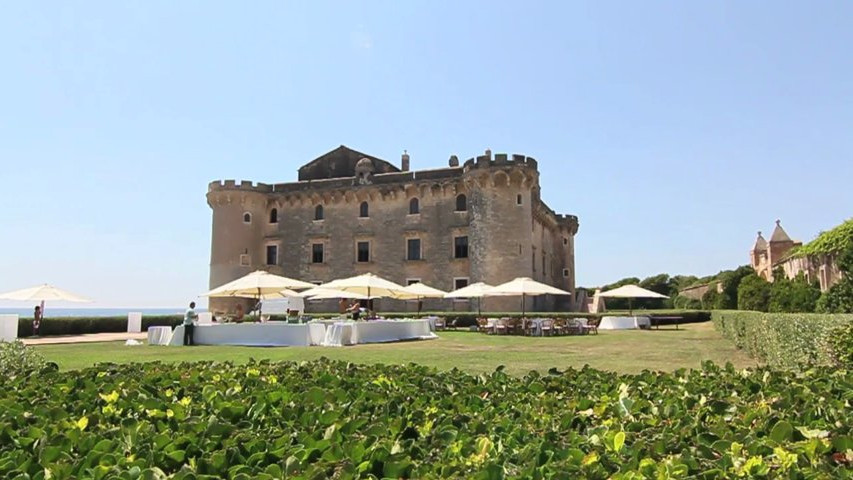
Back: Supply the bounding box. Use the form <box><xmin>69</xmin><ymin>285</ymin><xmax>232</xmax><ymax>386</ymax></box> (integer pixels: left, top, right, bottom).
<box><xmin>816</xmin><ymin>280</ymin><xmax>853</xmax><ymax>313</ymax></box>
<box><xmin>769</xmin><ymin>272</ymin><xmax>822</xmax><ymax>313</ymax></box>
<box><xmin>737</xmin><ymin>274</ymin><xmax>771</xmax><ymax>311</ymax></box>
<box><xmin>828</xmin><ymin>321</ymin><xmax>853</xmax><ymax>367</ymax></box>
<box><xmin>672</xmin><ymin>294</ymin><xmax>702</xmax><ymax>310</ymax></box>
<box><xmin>713</xmin><ymin>310</ymin><xmax>853</xmax><ymax>367</ymax></box>
<box><xmin>17</xmin><ymin>315</ymin><xmax>182</xmax><ymax>337</ymax></box>
<box><xmin>1</xmin><ymin>359</ymin><xmax>851</xmax><ymax>478</ymax></box>
<box><xmin>0</xmin><ymin>341</ymin><xmax>54</xmax><ymax>380</ymax></box>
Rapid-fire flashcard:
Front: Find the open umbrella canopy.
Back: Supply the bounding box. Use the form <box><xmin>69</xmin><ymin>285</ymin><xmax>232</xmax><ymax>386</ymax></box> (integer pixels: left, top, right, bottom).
<box><xmin>598</xmin><ymin>284</ymin><xmax>668</xmax><ymax>299</ymax></box>
<box><xmin>0</xmin><ymin>284</ymin><xmax>92</xmax><ymax>303</ymax></box>
<box><xmin>297</xmin><ymin>287</ymin><xmax>370</xmax><ymax>300</ymax></box>
<box><xmin>319</xmin><ymin>273</ymin><xmax>408</xmax><ymax>299</ymax></box>
<box><xmin>397</xmin><ymin>282</ymin><xmax>446</xmax><ymax>300</ymax></box>
<box><xmin>443</xmin><ymin>282</ymin><xmax>495</xmax><ymax>298</ymax></box>
<box><xmin>486</xmin><ymin>277</ymin><xmax>571</xmax><ymax>296</ymax></box>
<box><xmin>202</xmin><ymin>270</ymin><xmax>314</xmax><ymax>298</ymax></box>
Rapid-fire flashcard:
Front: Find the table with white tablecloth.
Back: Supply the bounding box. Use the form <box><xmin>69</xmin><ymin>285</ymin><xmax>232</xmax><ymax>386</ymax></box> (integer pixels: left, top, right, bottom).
<box><xmin>598</xmin><ymin>316</ymin><xmax>650</xmax><ymax>330</ymax></box>
<box><xmin>322</xmin><ymin>319</ymin><xmax>437</xmax><ymax>347</ymax></box>
<box><xmin>147</xmin><ymin>326</ymin><xmax>173</xmax><ymax>345</ymax></box>
<box><xmin>166</xmin><ymin>323</ymin><xmax>326</xmax><ymax>346</ymax></box>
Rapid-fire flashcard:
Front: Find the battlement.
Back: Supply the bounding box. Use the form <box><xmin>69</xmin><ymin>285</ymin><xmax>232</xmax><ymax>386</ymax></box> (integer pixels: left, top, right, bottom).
<box><xmin>462</xmin><ymin>153</ymin><xmax>538</xmax><ymax>171</ymax></box>
<box><xmin>208</xmin><ymin>180</ymin><xmax>272</xmax><ymax>193</ymax></box>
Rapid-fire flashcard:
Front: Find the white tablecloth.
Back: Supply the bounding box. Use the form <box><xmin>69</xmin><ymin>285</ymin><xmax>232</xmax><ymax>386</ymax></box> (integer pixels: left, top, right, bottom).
<box><xmin>167</xmin><ymin>323</ymin><xmax>326</xmax><ymax>347</ymax></box>
<box><xmin>147</xmin><ymin>326</ymin><xmax>173</xmax><ymax>345</ymax></box>
<box><xmin>598</xmin><ymin>316</ymin><xmax>651</xmax><ymax>330</ymax></box>
<box><xmin>127</xmin><ymin>312</ymin><xmax>142</xmax><ymax>333</ymax></box>
<box><xmin>0</xmin><ymin>314</ymin><xmax>18</xmax><ymax>341</ymax></box>
<box><xmin>322</xmin><ymin>319</ymin><xmax>436</xmax><ymax>346</ymax></box>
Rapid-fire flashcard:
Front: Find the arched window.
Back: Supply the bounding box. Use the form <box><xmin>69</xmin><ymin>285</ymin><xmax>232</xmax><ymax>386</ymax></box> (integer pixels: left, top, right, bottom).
<box><xmin>359</xmin><ymin>201</ymin><xmax>369</xmax><ymax>218</ymax></box>
<box><xmin>409</xmin><ymin>198</ymin><xmax>419</xmax><ymax>215</ymax></box>
<box><xmin>314</xmin><ymin>205</ymin><xmax>324</xmax><ymax>221</ymax></box>
<box><xmin>455</xmin><ymin>194</ymin><xmax>467</xmax><ymax>212</ymax></box>
<box><xmin>243</xmin><ymin>212</ymin><xmax>252</xmax><ymax>224</ymax></box>
<box><xmin>269</xmin><ymin>208</ymin><xmax>278</xmax><ymax>224</ymax></box>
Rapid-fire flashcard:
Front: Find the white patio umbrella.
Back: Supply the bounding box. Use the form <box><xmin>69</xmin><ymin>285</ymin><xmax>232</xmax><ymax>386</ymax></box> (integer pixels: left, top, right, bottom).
<box><xmin>398</xmin><ymin>282</ymin><xmax>446</xmax><ymax>317</ymax></box>
<box><xmin>202</xmin><ymin>270</ymin><xmax>314</xmax><ymax>317</ymax></box>
<box><xmin>598</xmin><ymin>284</ymin><xmax>668</xmax><ymax>315</ymax></box>
<box><xmin>444</xmin><ymin>282</ymin><xmax>496</xmax><ymax>317</ymax></box>
<box><xmin>297</xmin><ymin>287</ymin><xmax>370</xmax><ymax>300</ymax></box>
<box><xmin>486</xmin><ymin>277</ymin><xmax>571</xmax><ymax>318</ymax></box>
<box><xmin>0</xmin><ymin>284</ymin><xmax>92</xmax><ymax>317</ymax></box>
<box><xmin>319</xmin><ymin>273</ymin><xmax>408</xmax><ymax>300</ymax></box>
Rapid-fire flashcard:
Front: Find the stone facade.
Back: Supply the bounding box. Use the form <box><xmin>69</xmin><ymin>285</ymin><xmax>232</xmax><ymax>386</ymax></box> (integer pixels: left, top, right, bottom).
<box><xmin>749</xmin><ymin>220</ymin><xmax>842</xmax><ymax>291</ymax></box>
<box><xmin>207</xmin><ymin>146</ymin><xmax>579</xmax><ymax>313</ymax></box>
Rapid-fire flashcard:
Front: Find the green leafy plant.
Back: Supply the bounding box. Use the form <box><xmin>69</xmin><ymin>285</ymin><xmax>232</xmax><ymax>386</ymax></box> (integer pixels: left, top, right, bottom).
<box><xmin>0</xmin><ymin>359</ymin><xmax>851</xmax><ymax>478</ymax></box>
<box><xmin>737</xmin><ymin>274</ymin><xmax>771</xmax><ymax>312</ymax></box>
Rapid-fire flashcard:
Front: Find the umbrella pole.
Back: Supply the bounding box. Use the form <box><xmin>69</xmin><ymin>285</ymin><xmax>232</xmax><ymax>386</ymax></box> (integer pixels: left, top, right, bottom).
<box><xmin>258</xmin><ymin>287</ymin><xmax>262</xmax><ymax>320</ymax></box>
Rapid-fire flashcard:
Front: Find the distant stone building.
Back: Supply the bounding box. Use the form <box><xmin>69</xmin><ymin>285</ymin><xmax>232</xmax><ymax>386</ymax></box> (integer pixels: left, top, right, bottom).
<box><xmin>750</xmin><ymin>220</ymin><xmax>843</xmax><ymax>291</ymax></box>
<box><xmin>207</xmin><ymin>146</ymin><xmax>579</xmax><ymax>313</ymax></box>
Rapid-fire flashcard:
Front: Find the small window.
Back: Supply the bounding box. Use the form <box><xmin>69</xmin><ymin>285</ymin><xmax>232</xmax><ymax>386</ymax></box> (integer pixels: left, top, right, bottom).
<box><xmin>357</xmin><ymin>241</ymin><xmax>370</xmax><ymax>262</ymax></box>
<box><xmin>563</xmin><ymin>237</ymin><xmax>568</xmax><ymax>246</ymax></box>
<box><xmin>542</xmin><ymin>254</ymin><xmax>546</xmax><ymax>274</ymax></box>
<box><xmin>532</xmin><ymin>252</ymin><xmax>536</xmax><ymax>272</ymax></box>
<box><xmin>407</xmin><ymin>238</ymin><xmax>422</xmax><ymax>261</ymax></box>
<box><xmin>409</xmin><ymin>197</ymin><xmax>420</xmax><ymax>215</ymax></box>
<box><xmin>407</xmin><ymin>278</ymin><xmax>421</xmax><ymax>286</ymax></box>
<box><xmin>455</xmin><ymin>194</ymin><xmax>467</xmax><ymax>212</ymax></box>
<box><xmin>454</xmin><ymin>236</ymin><xmax>468</xmax><ymax>259</ymax></box>
<box><xmin>314</xmin><ymin>205</ymin><xmax>324</xmax><ymax>221</ymax></box>
<box><xmin>312</xmin><ymin>243</ymin><xmax>324</xmax><ymax>264</ymax></box>
<box><xmin>454</xmin><ymin>278</ymin><xmax>469</xmax><ymax>290</ymax></box>
<box><xmin>359</xmin><ymin>201</ymin><xmax>369</xmax><ymax>218</ymax></box>
<box><xmin>239</xmin><ymin>254</ymin><xmax>250</xmax><ymax>266</ymax></box>
<box><xmin>516</xmin><ymin>194</ymin><xmax>522</xmax><ymax>206</ymax></box>
<box><xmin>269</xmin><ymin>208</ymin><xmax>278</xmax><ymax>224</ymax></box>
<box><xmin>562</xmin><ymin>269</ymin><xmax>569</xmax><ymax>278</ymax></box>
<box><xmin>243</xmin><ymin>212</ymin><xmax>252</xmax><ymax>224</ymax></box>
<box><xmin>266</xmin><ymin>245</ymin><xmax>278</xmax><ymax>266</ymax></box>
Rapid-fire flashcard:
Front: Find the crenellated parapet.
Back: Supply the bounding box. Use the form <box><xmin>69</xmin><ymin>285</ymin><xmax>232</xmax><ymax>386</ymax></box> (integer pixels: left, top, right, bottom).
<box><xmin>462</xmin><ymin>153</ymin><xmax>539</xmax><ymax>172</ymax></box>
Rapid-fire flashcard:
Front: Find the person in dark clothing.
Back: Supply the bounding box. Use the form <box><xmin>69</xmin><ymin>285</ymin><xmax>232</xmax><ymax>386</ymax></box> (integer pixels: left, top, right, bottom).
<box><xmin>183</xmin><ymin>302</ymin><xmax>198</xmax><ymax>346</ymax></box>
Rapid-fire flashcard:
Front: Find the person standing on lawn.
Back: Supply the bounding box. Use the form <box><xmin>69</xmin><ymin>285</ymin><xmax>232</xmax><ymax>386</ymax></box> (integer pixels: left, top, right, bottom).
<box><xmin>183</xmin><ymin>301</ymin><xmax>198</xmax><ymax>345</ymax></box>
<box><xmin>33</xmin><ymin>305</ymin><xmax>42</xmax><ymax>336</ymax></box>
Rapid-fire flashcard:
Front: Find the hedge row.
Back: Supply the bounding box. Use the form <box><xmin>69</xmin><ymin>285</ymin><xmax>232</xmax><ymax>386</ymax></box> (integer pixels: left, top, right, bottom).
<box><xmin>17</xmin><ymin>315</ymin><xmax>182</xmax><ymax>337</ymax></box>
<box><xmin>13</xmin><ymin>310</ymin><xmax>711</xmax><ymax>337</ymax></box>
<box><xmin>712</xmin><ymin>310</ymin><xmax>853</xmax><ymax>367</ymax></box>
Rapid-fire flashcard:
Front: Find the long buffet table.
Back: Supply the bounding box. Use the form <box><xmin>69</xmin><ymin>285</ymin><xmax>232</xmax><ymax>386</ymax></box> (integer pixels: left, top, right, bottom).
<box><xmin>148</xmin><ymin>319</ymin><xmax>436</xmax><ymax>347</ymax></box>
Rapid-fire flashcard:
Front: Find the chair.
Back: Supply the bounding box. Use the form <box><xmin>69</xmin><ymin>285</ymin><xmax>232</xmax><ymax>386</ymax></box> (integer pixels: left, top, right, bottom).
<box><xmin>434</xmin><ymin>317</ymin><xmax>446</xmax><ymax>331</ymax></box>
<box><xmin>508</xmin><ymin>317</ymin><xmax>523</xmax><ymax>335</ymax></box>
<box><xmin>579</xmin><ymin>318</ymin><xmax>599</xmax><ymax>335</ymax></box>
<box><xmin>553</xmin><ymin>318</ymin><xmax>567</xmax><ymax>336</ymax></box>
<box><xmin>540</xmin><ymin>318</ymin><xmax>555</xmax><ymax>336</ymax></box>
<box><xmin>495</xmin><ymin>318</ymin><xmax>510</xmax><ymax>335</ymax></box>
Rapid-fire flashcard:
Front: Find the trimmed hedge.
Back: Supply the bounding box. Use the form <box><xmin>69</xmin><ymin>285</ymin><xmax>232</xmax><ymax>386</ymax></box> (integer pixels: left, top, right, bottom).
<box><xmin>14</xmin><ymin>310</ymin><xmax>711</xmax><ymax>337</ymax></box>
<box><xmin>17</xmin><ymin>315</ymin><xmax>182</xmax><ymax>337</ymax></box>
<box><xmin>713</xmin><ymin>310</ymin><xmax>853</xmax><ymax>367</ymax></box>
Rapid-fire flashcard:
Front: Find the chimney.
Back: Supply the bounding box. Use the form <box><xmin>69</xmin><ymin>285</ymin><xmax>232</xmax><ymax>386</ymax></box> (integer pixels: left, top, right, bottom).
<box><xmin>401</xmin><ymin>150</ymin><xmax>410</xmax><ymax>172</ymax></box>
<box><xmin>485</xmin><ymin>148</ymin><xmax>492</xmax><ymax>160</ymax></box>
<box><xmin>449</xmin><ymin>155</ymin><xmax>459</xmax><ymax>167</ymax></box>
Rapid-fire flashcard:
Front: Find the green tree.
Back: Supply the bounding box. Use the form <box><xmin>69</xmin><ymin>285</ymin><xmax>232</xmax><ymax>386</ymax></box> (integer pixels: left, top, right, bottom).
<box><xmin>769</xmin><ymin>271</ymin><xmax>821</xmax><ymax>313</ymax></box>
<box><xmin>717</xmin><ymin>265</ymin><xmax>755</xmax><ymax>309</ymax></box>
<box><xmin>816</xmin><ymin>241</ymin><xmax>853</xmax><ymax>313</ymax></box>
<box><xmin>737</xmin><ymin>274</ymin><xmax>771</xmax><ymax>312</ymax></box>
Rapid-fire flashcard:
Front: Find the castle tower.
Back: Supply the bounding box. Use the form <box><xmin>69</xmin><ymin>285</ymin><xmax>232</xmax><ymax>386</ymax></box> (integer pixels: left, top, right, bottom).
<box><xmin>206</xmin><ymin>181</ymin><xmax>270</xmax><ymax>312</ymax></box>
<box><xmin>767</xmin><ymin>220</ymin><xmax>795</xmax><ymax>280</ymax></box>
<box><xmin>750</xmin><ymin>231</ymin><xmax>768</xmax><ymax>277</ymax></box>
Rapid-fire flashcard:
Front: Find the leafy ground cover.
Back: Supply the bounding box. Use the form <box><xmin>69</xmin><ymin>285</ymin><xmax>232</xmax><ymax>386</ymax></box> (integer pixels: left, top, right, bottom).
<box><xmin>1</xmin><ymin>357</ymin><xmax>851</xmax><ymax>479</ymax></box>
<box><xmin>33</xmin><ymin>323</ymin><xmax>756</xmax><ymax>375</ymax></box>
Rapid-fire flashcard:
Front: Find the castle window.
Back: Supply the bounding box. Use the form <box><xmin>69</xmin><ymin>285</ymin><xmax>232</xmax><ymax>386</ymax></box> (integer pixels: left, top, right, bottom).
<box><xmin>314</xmin><ymin>205</ymin><xmax>324</xmax><ymax>221</ymax></box>
<box><xmin>517</xmin><ymin>194</ymin><xmax>522</xmax><ymax>206</ymax></box>
<box><xmin>240</xmin><ymin>254</ymin><xmax>250</xmax><ymax>266</ymax></box>
<box><xmin>532</xmin><ymin>251</ymin><xmax>536</xmax><ymax>272</ymax></box>
<box><xmin>265</xmin><ymin>245</ymin><xmax>278</xmax><ymax>266</ymax></box>
<box><xmin>269</xmin><ymin>208</ymin><xmax>278</xmax><ymax>224</ymax></box>
<box><xmin>243</xmin><ymin>212</ymin><xmax>252</xmax><ymax>224</ymax></box>
<box><xmin>312</xmin><ymin>243</ymin><xmax>324</xmax><ymax>264</ymax></box>
<box><xmin>455</xmin><ymin>194</ymin><xmax>467</xmax><ymax>212</ymax></box>
<box><xmin>357</xmin><ymin>241</ymin><xmax>370</xmax><ymax>262</ymax></box>
<box><xmin>359</xmin><ymin>201</ymin><xmax>369</xmax><ymax>218</ymax></box>
<box><xmin>407</xmin><ymin>278</ymin><xmax>421</xmax><ymax>286</ymax></box>
<box><xmin>454</xmin><ymin>236</ymin><xmax>468</xmax><ymax>259</ymax></box>
<box><xmin>407</xmin><ymin>238</ymin><xmax>422</xmax><ymax>261</ymax></box>
<box><xmin>454</xmin><ymin>277</ymin><xmax>469</xmax><ymax>290</ymax></box>
<box><xmin>542</xmin><ymin>253</ymin><xmax>546</xmax><ymax>274</ymax></box>
<box><xmin>409</xmin><ymin>198</ymin><xmax>420</xmax><ymax>215</ymax></box>
<box><xmin>563</xmin><ymin>237</ymin><xmax>568</xmax><ymax>246</ymax></box>
<box><xmin>562</xmin><ymin>268</ymin><xmax>569</xmax><ymax>278</ymax></box>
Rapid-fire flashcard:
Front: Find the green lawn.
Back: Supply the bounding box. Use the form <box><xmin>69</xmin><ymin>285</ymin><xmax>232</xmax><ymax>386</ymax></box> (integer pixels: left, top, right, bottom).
<box><xmin>34</xmin><ymin>322</ymin><xmax>756</xmax><ymax>375</ymax></box>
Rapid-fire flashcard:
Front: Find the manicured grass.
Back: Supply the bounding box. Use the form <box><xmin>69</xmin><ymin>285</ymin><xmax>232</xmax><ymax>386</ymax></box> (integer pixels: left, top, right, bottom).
<box><xmin>34</xmin><ymin>322</ymin><xmax>756</xmax><ymax>375</ymax></box>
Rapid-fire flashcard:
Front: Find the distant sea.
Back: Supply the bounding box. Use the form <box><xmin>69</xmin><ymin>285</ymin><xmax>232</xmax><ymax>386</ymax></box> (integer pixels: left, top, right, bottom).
<box><xmin>0</xmin><ymin>308</ymin><xmax>207</xmax><ymax>318</ymax></box>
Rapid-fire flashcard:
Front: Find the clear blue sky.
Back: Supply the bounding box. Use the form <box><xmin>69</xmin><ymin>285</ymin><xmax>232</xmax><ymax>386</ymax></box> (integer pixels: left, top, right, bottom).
<box><xmin>1</xmin><ymin>1</ymin><xmax>851</xmax><ymax>307</ymax></box>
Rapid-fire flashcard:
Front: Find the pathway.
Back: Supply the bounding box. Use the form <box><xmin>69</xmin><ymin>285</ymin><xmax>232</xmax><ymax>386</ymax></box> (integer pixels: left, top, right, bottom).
<box><xmin>22</xmin><ymin>332</ymin><xmax>148</xmax><ymax>345</ymax></box>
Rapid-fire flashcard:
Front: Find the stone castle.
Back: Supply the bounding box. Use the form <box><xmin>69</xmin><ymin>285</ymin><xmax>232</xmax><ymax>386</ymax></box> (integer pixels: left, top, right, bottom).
<box><xmin>207</xmin><ymin>146</ymin><xmax>579</xmax><ymax>313</ymax></box>
<box><xmin>750</xmin><ymin>220</ymin><xmax>843</xmax><ymax>291</ymax></box>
